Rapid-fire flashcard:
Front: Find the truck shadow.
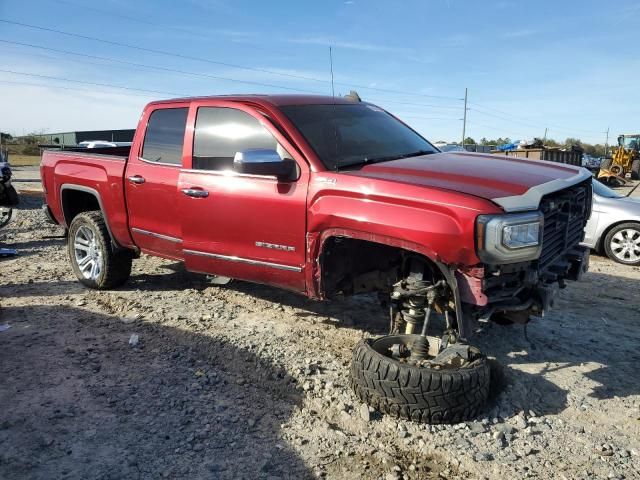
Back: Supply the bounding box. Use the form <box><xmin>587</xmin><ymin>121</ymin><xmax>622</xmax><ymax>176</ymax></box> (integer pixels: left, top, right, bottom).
<box><xmin>0</xmin><ymin>304</ymin><xmax>312</xmax><ymax>480</ymax></box>
<box><xmin>126</xmin><ymin>263</ymin><xmax>390</xmax><ymax>334</ymax></box>
<box><xmin>475</xmin><ymin>269</ymin><xmax>640</xmax><ymax>419</ymax></box>
<box><xmin>4</xmin><ymin>250</ymin><xmax>639</xmax><ymax>422</ymax></box>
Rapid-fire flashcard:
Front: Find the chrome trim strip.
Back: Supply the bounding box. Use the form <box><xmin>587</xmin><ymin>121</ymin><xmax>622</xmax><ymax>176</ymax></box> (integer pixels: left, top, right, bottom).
<box><xmin>183</xmin><ymin>249</ymin><xmax>302</xmax><ymax>272</ymax></box>
<box><xmin>493</xmin><ymin>167</ymin><xmax>592</xmax><ymax>212</ymax></box>
<box><xmin>137</xmin><ymin>157</ymin><xmax>182</xmax><ymax>168</ymax></box>
<box><xmin>179</xmin><ymin>168</ymin><xmax>279</xmax><ymax>181</ymax></box>
<box><xmin>131</xmin><ymin>227</ymin><xmax>182</xmax><ymax>243</ymax></box>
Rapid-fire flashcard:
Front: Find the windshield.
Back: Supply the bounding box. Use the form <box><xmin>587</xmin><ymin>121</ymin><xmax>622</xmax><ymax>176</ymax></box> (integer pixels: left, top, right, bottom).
<box><xmin>281</xmin><ymin>103</ymin><xmax>437</xmax><ymax>170</ymax></box>
<box><xmin>622</xmin><ymin>135</ymin><xmax>640</xmax><ymax>151</ymax></box>
<box><xmin>593</xmin><ymin>180</ymin><xmax>624</xmax><ymax>198</ymax></box>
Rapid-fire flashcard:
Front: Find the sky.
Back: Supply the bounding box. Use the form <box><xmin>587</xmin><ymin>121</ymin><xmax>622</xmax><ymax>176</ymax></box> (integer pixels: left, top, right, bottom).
<box><xmin>0</xmin><ymin>0</ymin><xmax>638</xmax><ymax>144</ymax></box>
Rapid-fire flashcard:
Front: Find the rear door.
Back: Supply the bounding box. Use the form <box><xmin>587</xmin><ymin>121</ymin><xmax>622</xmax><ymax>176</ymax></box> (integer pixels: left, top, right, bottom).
<box><xmin>178</xmin><ymin>101</ymin><xmax>309</xmax><ymax>292</ymax></box>
<box><xmin>125</xmin><ymin>104</ymin><xmax>189</xmax><ymax>260</ymax></box>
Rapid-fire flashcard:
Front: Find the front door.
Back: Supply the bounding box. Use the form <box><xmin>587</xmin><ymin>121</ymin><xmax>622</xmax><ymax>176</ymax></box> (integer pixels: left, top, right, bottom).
<box><xmin>178</xmin><ymin>103</ymin><xmax>309</xmax><ymax>292</ymax></box>
<box><xmin>125</xmin><ymin>105</ymin><xmax>189</xmax><ymax>260</ymax></box>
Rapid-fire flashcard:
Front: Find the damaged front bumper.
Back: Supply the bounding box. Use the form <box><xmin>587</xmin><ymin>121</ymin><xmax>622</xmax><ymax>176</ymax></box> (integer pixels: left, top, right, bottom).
<box><xmin>455</xmin><ymin>245</ymin><xmax>590</xmax><ymax>332</ymax></box>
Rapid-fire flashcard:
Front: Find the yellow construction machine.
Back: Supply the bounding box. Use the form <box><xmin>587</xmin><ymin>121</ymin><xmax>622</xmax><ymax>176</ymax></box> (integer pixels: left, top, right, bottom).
<box><xmin>599</xmin><ymin>134</ymin><xmax>640</xmax><ymax>182</ymax></box>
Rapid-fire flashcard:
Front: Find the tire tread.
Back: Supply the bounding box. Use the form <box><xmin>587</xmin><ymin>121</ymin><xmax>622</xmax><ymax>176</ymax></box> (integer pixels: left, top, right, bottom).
<box><xmin>350</xmin><ymin>338</ymin><xmax>490</xmax><ymax>424</ymax></box>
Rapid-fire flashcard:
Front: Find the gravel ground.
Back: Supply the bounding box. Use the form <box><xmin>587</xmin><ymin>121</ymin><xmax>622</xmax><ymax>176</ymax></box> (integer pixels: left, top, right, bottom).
<box><xmin>1</xmin><ymin>167</ymin><xmax>639</xmax><ymax>480</ymax></box>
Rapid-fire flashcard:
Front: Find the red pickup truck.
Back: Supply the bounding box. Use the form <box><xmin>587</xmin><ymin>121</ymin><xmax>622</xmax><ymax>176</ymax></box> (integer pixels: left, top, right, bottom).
<box><xmin>41</xmin><ymin>94</ymin><xmax>592</xmax><ymax>423</ymax></box>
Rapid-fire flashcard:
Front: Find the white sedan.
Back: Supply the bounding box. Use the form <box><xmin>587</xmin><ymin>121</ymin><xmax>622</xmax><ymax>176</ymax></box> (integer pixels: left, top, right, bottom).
<box><xmin>583</xmin><ymin>181</ymin><xmax>640</xmax><ymax>265</ymax></box>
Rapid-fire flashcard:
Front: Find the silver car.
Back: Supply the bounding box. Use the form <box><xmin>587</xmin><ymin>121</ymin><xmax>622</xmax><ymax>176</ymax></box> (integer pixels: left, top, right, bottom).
<box><xmin>583</xmin><ymin>181</ymin><xmax>640</xmax><ymax>265</ymax></box>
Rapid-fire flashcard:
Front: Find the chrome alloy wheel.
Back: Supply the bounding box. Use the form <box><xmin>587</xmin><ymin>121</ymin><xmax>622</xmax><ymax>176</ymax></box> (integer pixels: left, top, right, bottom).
<box><xmin>73</xmin><ymin>225</ymin><xmax>103</xmax><ymax>280</ymax></box>
<box><xmin>610</xmin><ymin>228</ymin><xmax>640</xmax><ymax>263</ymax></box>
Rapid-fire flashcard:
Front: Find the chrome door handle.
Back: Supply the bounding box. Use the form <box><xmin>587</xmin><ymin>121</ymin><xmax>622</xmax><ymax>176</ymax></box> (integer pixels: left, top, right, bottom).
<box><xmin>181</xmin><ymin>188</ymin><xmax>209</xmax><ymax>198</ymax></box>
<box><xmin>127</xmin><ymin>175</ymin><xmax>145</xmax><ymax>184</ymax></box>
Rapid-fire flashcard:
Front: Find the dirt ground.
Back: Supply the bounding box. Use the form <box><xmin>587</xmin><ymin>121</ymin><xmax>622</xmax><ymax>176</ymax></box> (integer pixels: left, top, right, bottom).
<box><xmin>1</xmin><ymin>166</ymin><xmax>639</xmax><ymax>480</ymax></box>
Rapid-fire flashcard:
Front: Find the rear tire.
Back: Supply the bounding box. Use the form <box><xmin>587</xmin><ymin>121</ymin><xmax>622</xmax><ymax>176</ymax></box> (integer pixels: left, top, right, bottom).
<box><xmin>350</xmin><ymin>336</ymin><xmax>490</xmax><ymax>424</ymax></box>
<box><xmin>68</xmin><ymin>211</ymin><xmax>132</xmax><ymax>289</ymax></box>
<box><xmin>631</xmin><ymin>159</ymin><xmax>640</xmax><ymax>180</ymax></box>
<box><xmin>603</xmin><ymin>222</ymin><xmax>640</xmax><ymax>266</ymax></box>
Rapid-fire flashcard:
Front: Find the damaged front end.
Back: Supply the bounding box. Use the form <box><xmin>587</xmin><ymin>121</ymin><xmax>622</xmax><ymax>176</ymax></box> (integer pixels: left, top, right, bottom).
<box><xmin>458</xmin><ymin>178</ymin><xmax>592</xmax><ymax>330</ymax></box>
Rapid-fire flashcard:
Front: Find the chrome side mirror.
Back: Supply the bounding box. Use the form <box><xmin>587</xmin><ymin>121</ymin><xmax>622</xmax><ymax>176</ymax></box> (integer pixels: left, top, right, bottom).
<box><xmin>233</xmin><ymin>149</ymin><xmax>296</xmax><ymax>180</ymax></box>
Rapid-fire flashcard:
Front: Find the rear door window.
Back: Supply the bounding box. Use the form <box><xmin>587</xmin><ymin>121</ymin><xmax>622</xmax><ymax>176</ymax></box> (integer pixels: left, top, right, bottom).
<box><xmin>192</xmin><ymin>107</ymin><xmax>283</xmax><ymax>171</ymax></box>
<box><xmin>141</xmin><ymin>107</ymin><xmax>188</xmax><ymax>165</ymax></box>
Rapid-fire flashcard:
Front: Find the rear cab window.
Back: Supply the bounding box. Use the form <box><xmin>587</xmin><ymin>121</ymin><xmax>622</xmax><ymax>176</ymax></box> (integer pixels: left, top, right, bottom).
<box><xmin>141</xmin><ymin>107</ymin><xmax>189</xmax><ymax>165</ymax></box>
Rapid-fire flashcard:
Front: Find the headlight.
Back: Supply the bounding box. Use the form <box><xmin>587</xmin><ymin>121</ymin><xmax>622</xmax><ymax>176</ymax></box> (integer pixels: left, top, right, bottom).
<box><xmin>476</xmin><ymin>211</ymin><xmax>543</xmax><ymax>263</ymax></box>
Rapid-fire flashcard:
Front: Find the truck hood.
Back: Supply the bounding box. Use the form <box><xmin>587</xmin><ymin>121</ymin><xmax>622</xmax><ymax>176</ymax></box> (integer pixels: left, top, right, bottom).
<box><xmin>345</xmin><ymin>152</ymin><xmax>592</xmax><ymax>212</ymax></box>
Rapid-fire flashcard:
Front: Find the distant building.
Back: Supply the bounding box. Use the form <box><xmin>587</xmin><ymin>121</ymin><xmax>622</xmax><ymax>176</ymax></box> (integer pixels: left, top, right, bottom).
<box><xmin>39</xmin><ymin>129</ymin><xmax>135</xmax><ymax>146</ymax></box>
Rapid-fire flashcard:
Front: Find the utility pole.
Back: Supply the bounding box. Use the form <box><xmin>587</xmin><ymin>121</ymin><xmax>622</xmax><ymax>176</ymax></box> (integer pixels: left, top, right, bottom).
<box><xmin>543</xmin><ymin>127</ymin><xmax>548</xmax><ymax>144</ymax></box>
<box><xmin>461</xmin><ymin>87</ymin><xmax>468</xmax><ymax>147</ymax></box>
<box><xmin>604</xmin><ymin>127</ymin><xmax>609</xmax><ymax>158</ymax></box>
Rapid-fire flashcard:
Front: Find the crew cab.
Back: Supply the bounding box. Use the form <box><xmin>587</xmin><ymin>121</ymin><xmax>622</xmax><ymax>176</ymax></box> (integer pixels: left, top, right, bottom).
<box><xmin>41</xmin><ymin>94</ymin><xmax>592</xmax><ymax>423</ymax></box>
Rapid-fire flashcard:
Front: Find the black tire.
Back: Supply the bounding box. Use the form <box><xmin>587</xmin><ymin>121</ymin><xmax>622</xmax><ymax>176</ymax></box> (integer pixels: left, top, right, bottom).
<box><xmin>631</xmin><ymin>159</ymin><xmax>640</xmax><ymax>180</ymax></box>
<box><xmin>350</xmin><ymin>336</ymin><xmax>490</xmax><ymax>424</ymax></box>
<box><xmin>68</xmin><ymin>211</ymin><xmax>132</xmax><ymax>289</ymax></box>
<box><xmin>603</xmin><ymin>222</ymin><xmax>640</xmax><ymax>266</ymax></box>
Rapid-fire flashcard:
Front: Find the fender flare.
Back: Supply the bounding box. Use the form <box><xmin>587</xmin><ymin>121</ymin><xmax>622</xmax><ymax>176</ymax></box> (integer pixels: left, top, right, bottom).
<box><xmin>309</xmin><ymin>228</ymin><xmax>472</xmax><ymax>340</ymax></box>
<box><xmin>59</xmin><ymin>184</ymin><xmax>120</xmax><ymax>248</ymax></box>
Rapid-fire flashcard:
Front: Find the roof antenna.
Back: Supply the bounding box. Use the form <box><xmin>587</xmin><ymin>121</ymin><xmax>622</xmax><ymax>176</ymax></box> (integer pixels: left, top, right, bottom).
<box><xmin>329</xmin><ymin>46</ymin><xmax>336</xmax><ymax>99</ymax></box>
<box><xmin>329</xmin><ymin>46</ymin><xmax>339</xmax><ymax>171</ymax></box>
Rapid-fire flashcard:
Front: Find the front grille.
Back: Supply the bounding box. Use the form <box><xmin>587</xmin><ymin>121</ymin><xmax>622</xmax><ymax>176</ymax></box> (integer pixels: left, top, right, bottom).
<box><xmin>538</xmin><ymin>179</ymin><xmax>592</xmax><ymax>270</ymax></box>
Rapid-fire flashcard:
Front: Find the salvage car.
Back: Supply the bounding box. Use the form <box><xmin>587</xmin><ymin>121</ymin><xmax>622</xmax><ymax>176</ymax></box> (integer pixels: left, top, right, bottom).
<box><xmin>583</xmin><ymin>181</ymin><xmax>640</xmax><ymax>265</ymax></box>
<box><xmin>40</xmin><ymin>94</ymin><xmax>592</xmax><ymax>423</ymax></box>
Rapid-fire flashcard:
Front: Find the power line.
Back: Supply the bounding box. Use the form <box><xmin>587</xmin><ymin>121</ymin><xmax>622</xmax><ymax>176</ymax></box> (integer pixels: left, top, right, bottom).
<box><xmin>0</xmin><ymin>18</ymin><xmax>463</xmax><ymax>101</ymax></box>
<box><xmin>0</xmin><ymin>39</ymin><xmax>468</xmax><ymax>110</ymax></box>
<box><xmin>0</xmin><ymin>39</ymin><xmax>323</xmax><ymax>94</ymax></box>
<box><xmin>468</xmin><ymin>106</ymin><xmax>605</xmax><ymax>139</ymax></box>
<box><xmin>468</xmin><ymin>101</ymin><xmax>605</xmax><ymax>136</ymax></box>
<box><xmin>0</xmin><ymin>68</ymin><xmax>187</xmax><ymax>97</ymax></box>
<box><xmin>364</xmin><ymin>97</ymin><xmax>463</xmax><ymax>110</ymax></box>
<box><xmin>399</xmin><ymin>115</ymin><xmax>462</xmax><ymax>121</ymax></box>
<box><xmin>465</xmin><ymin>119</ymin><xmax>605</xmax><ymax>144</ymax></box>
<box><xmin>0</xmin><ymin>39</ymin><xmax>466</xmax><ymax>110</ymax></box>
<box><xmin>0</xmin><ymin>78</ymin><xmax>157</xmax><ymax>97</ymax></box>
<box><xmin>0</xmin><ymin>19</ymin><xmax>326</xmax><ymax>84</ymax></box>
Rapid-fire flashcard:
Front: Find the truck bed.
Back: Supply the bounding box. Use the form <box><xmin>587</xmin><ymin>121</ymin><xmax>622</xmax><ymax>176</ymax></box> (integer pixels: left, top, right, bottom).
<box><xmin>40</xmin><ymin>147</ymin><xmax>134</xmax><ymax>248</ymax></box>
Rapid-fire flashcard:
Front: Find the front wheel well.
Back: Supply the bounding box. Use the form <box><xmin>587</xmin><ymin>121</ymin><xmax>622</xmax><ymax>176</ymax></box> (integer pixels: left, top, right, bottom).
<box><xmin>319</xmin><ymin>236</ymin><xmax>444</xmax><ymax>298</ymax></box>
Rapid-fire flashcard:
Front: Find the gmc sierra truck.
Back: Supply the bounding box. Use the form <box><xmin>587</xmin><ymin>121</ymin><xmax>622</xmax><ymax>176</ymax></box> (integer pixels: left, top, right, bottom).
<box><xmin>41</xmin><ymin>94</ymin><xmax>592</xmax><ymax>423</ymax></box>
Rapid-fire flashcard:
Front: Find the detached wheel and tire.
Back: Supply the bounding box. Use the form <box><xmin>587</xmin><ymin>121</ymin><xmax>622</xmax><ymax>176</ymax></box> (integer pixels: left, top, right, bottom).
<box><xmin>604</xmin><ymin>222</ymin><xmax>640</xmax><ymax>266</ymax></box>
<box><xmin>350</xmin><ymin>335</ymin><xmax>490</xmax><ymax>424</ymax></box>
<box><xmin>68</xmin><ymin>211</ymin><xmax>132</xmax><ymax>289</ymax></box>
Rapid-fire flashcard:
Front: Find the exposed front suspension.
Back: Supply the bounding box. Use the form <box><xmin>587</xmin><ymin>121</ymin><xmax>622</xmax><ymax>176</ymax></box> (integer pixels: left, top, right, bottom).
<box><xmin>390</xmin><ymin>275</ymin><xmax>452</xmax><ymax>360</ymax></box>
